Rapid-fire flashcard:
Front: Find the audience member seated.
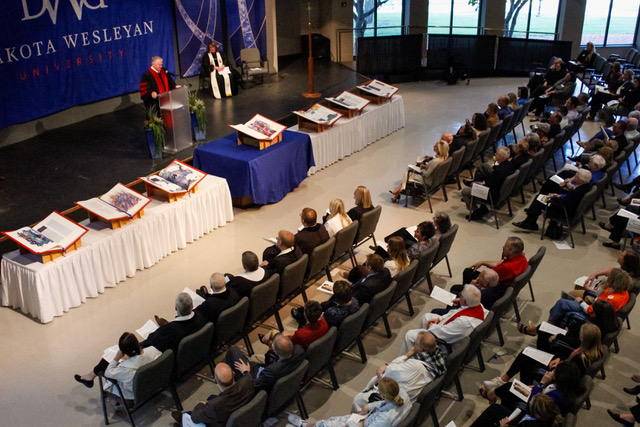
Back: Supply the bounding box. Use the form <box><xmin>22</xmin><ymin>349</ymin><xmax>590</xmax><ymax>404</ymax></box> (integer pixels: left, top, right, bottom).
<box><xmin>391</xmin><ymin>139</ymin><xmax>450</xmax><ymax>203</ymax></box>
<box><xmin>295</xmin><ymin>207</ymin><xmax>330</xmax><ymax>256</ymax></box>
<box><xmin>324</xmin><ymin>198</ymin><xmax>352</xmax><ymax>237</ymax></box>
<box><xmin>483</xmin><ymin>323</ymin><xmax>605</xmax><ymax>392</ymax></box>
<box><xmin>530</xmin><ymin>72</ymin><xmax>577</xmax><ymax>121</ymax></box>
<box><xmin>474</xmin><ymin>362</ymin><xmax>582</xmax><ymax>424</ymax></box>
<box><xmin>434</xmin><ymin>211</ymin><xmax>452</xmax><ymax>237</ymax></box>
<box><xmin>572</xmin><ymin>41</ymin><xmax>597</xmax><ymax>71</ymax></box>
<box><xmin>474</xmin><ymin>389</ymin><xmax>565</xmax><ymax>427</ymax></box>
<box><xmin>288</xmin><ymin>377</ymin><xmax>411</xmax><ymax>427</ymax></box>
<box><xmin>144</xmin><ymin>293</ymin><xmax>207</xmax><ymax>353</ymax></box>
<box><xmin>374</xmin><ymin>221</ymin><xmax>438</xmax><ymax>260</ymax></box>
<box><xmin>402</xmin><ymin>285</ymin><xmax>487</xmax><ymax>355</ymax></box>
<box><xmin>508</xmin><ymin>92</ymin><xmax>519</xmax><ymax>110</ymax></box>
<box><xmin>351</xmin><ymin>254</ymin><xmax>393</xmax><ymax>305</ymax></box>
<box><xmin>459</xmin><ymin>237</ymin><xmax>528</xmax><ymax>309</ymax></box>
<box><xmin>509</xmin><ymin>140</ymin><xmax>531</xmax><ymax>169</ymax></box>
<box><xmin>201</xmin><ymin>42</ymin><xmax>238</xmax><ymax>99</ymax></box>
<box><xmin>576</xmin><ymin>92</ymin><xmax>589</xmax><ymax>114</ymax></box>
<box><xmin>580</xmin><ymin>120</ymin><xmax>628</xmax><ymax>156</ymax></box>
<box><xmin>529</xmin><ymin>57</ymin><xmax>566</xmax><ymax>96</ymax></box>
<box><xmin>376</xmin><ymin>236</ymin><xmax>410</xmax><ymax>278</ymax></box>
<box><xmin>223</xmin><ymin>251</ymin><xmax>270</xmax><ymax>298</ymax></box>
<box><xmin>74</xmin><ymin>332</ymin><xmax>162</xmax><ymax>392</ymax></box>
<box><xmin>193</xmin><ymin>273</ymin><xmax>241</xmax><ymax>324</ymax></box>
<box><xmin>261</xmin><ymin>230</ymin><xmax>303</xmax><ymax>276</ymax></box>
<box><xmin>513</xmin><ymin>169</ymin><xmax>592</xmax><ymax>233</ymax></box>
<box><xmin>347</xmin><ymin>185</ymin><xmax>374</xmax><ymax>222</ymax></box>
<box><xmin>601</xmin><ymin>202</ymin><xmax>640</xmax><ymax>250</ymax></box>
<box><xmin>570</xmin><ymin>250</ymin><xmax>640</xmax><ymax>298</ymax></box>
<box><xmin>319</xmin><ymin>280</ymin><xmax>360</xmax><ymax>328</ymax></box>
<box><xmin>498</xmin><ymin>95</ymin><xmax>512</xmax><ymax>120</ymax></box>
<box><xmin>352</xmin><ymin>331</ymin><xmax>446</xmax><ymax>411</ymax></box>
<box><xmin>602</xmin><ymin>77</ymin><xmax>640</xmax><ymax>124</ymax></box>
<box><xmin>172</xmin><ymin>362</ymin><xmax>254</xmax><ymax>427</ymax></box>
<box><xmin>262</xmin><ymin>301</ymin><xmax>327</xmax><ymax>352</ymax></box>
<box><xmin>543</xmin><ymin>268</ymin><xmax>630</xmax><ymax>329</ymax></box>
<box><xmin>563</xmin><ymin>96</ymin><xmax>580</xmax><ymax>124</ymax></box>
<box><xmin>472</xmin><ymin>112</ymin><xmax>488</xmax><ymax>133</ymax></box>
<box><xmin>450</xmin><ymin>122</ymin><xmax>476</xmax><ymax>154</ymax></box>
<box><xmin>625</xmin><ymin>117</ymin><xmax>639</xmax><ymax>143</ymax></box>
<box><xmin>224</xmin><ymin>333</ymin><xmax>305</xmax><ymax>392</ymax></box>
<box><xmin>462</xmin><ymin>146</ymin><xmax>515</xmax><ymax>221</ymax></box>
<box><xmin>485</xmin><ymin>103</ymin><xmax>499</xmax><ymax>128</ymax></box>
<box><xmin>589</xmin><ymin>69</ymin><xmax>633</xmax><ymax>120</ymax></box>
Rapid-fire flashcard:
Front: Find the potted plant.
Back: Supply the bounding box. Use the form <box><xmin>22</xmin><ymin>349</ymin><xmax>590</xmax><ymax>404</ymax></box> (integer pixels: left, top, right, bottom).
<box><xmin>144</xmin><ymin>105</ymin><xmax>165</xmax><ymax>159</ymax></box>
<box><xmin>188</xmin><ymin>90</ymin><xmax>207</xmax><ymax>141</ymax></box>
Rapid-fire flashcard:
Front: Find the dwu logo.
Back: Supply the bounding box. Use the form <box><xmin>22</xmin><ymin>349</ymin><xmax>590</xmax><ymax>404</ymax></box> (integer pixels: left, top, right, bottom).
<box><xmin>21</xmin><ymin>0</ymin><xmax>108</xmax><ymax>25</ymax></box>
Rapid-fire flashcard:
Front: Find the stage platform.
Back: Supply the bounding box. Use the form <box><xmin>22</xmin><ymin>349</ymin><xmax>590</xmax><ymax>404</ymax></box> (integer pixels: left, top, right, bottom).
<box><xmin>0</xmin><ymin>57</ymin><xmax>367</xmax><ymax>236</ymax></box>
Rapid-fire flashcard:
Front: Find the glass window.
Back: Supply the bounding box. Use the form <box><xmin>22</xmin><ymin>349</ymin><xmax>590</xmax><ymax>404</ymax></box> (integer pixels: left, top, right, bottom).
<box><xmin>451</xmin><ymin>0</ymin><xmax>480</xmax><ymax>35</ymax></box>
<box><xmin>607</xmin><ymin>0</ymin><xmax>640</xmax><ymax>45</ymax></box>
<box><xmin>353</xmin><ymin>0</ymin><xmax>404</xmax><ymax>39</ymax></box>
<box><xmin>428</xmin><ymin>0</ymin><xmax>479</xmax><ymax>35</ymax></box>
<box><xmin>528</xmin><ymin>0</ymin><xmax>559</xmax><ymax>40</ymax></box>
<box><xmin>376</xmin><ymin>0</ymin><xmax>403</xmax><ymax>36</ymax></box>
<box><xmin>582</xmin><ymin>0</ymin><xmax>640</xmax><ymax>46</ymax></box>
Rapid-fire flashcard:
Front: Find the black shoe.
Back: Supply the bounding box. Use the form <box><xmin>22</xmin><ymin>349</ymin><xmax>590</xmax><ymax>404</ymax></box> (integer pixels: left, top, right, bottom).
<box><xmin>624</xmin><ymin>385</ymin><xmax>640</xmax><ymax>395</ymax></box>
<box><xmin>291</xmin><ymin>307</ymin><xmax>305</xmax><ymax>324</ymax></box>
<box><xmin>614</xmin><ymin>182</ymin><xmax>632</xmax><ymax>193</ymax></box>
<box><xmin>74</xmin><ymin>374</ymin><xmax>94</xmax><ymax>388</ymax></box>
<box><xmin>599</xmin><ymin>222</ymin><xmax>611</xmax><ymax>231</ymax></box>
<box><xmin>513</xmin><ymin>220</ymin><xmax>538</xmax><ymax>231</ymax></box>
<box><xmin>258</xmin><ymin>333</ymin><xmax>265</xmax><ymax>344</ymax></box>
<box><xmin>171</xmin><ymin>410</ymin><xmax>183</xmax><ymax>425</ymax></box>
<box><xmin>463</xmin><ymin>179</ymin><xmax>475</xmax><ymax>187</ymax></box>
<box><xmin>603</xmin><ymin>242</ymin><xmax>622</xmax><ymax>250</ymax></box>
<box><xmin>607</xmin><ymin>409</ymin><xmax>634</xmax><ymax>427</ymax></box>
<box><xmin>568</xmin><ymin>156</ymin><xmax>581</xmax><ymax>162</ymax></box>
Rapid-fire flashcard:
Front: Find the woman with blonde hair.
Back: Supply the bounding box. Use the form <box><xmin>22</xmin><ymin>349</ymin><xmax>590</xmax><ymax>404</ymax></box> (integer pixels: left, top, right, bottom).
<box><xmin>288</xmin><ymin>377</ymin><xmax>411</xmax><ymax>427</ymax></box>
<box><xmin>486</xmin><ymin>103</ymin><xmax>499</xmax><ymax>128</ymax></box>
<box><xmin>384</xmin><ymin>236</ymin><xmax>409</xmax><ymax>277</ymax></box>
<box><xmin>507</xmin><ymin>92</ymin><xmax>518</xmax><ymax>110</ymax></box>
<box><xmin>324</xmin><ymin>198</ymin><xmax>352</xmax><ymax>237</ymax></box>
<box><xmin>390</xmin><ymin>139</ymin><xmax>450</xmax><ymax>203</ymax></box>
<box><xmin>348</xmin><ymin>185</ymin><xmax>374</xmax><ymax>221</ymax></box>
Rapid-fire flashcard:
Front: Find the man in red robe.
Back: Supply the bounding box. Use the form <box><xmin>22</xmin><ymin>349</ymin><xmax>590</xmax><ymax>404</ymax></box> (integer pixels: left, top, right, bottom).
<box><xmin>139</xmin><ymin>56</ymin><xmax>178</xmax><ymax>112</ymax></box>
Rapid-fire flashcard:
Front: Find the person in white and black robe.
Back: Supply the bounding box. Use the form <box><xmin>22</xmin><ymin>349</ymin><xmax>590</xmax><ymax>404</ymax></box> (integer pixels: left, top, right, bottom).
<box><xmin>201</xmin><ymin>42</ymin><xmax>238</xmax><ymax>99</ymax></box>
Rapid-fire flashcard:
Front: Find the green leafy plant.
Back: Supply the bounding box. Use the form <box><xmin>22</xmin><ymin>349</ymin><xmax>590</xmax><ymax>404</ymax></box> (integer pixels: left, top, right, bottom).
<box><xmin>188</xmin><ymin>90</ymin><xmax>207</xmax><ymax>132</ymax></box>
<box><xmin>144</xmin><ymin>105</ymin><xmax>165</xmax><ymax>153</ymax></box>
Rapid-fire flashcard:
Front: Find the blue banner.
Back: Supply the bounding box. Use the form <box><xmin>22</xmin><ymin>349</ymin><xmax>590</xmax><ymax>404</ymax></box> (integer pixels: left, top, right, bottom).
<box><xmin>226</xmin><ymin>0</ymin><xmax>266</xmax><ymax>66</ymax></box>
<box><xmin>174</xmin><ymin>0</ymin><xmax>223</xmax><ymax>78</ymax></box>
<box><xmin>0</xmin><ymin>0</ymin><xmax>175</xmax><ymax>130</ymax></box>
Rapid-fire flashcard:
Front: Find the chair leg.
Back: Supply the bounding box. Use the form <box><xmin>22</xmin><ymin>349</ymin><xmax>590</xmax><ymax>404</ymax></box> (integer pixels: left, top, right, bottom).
<box><xmin>496</xmin><ymin>321</ymin><xmax>505</xmax><ymax>346</ymax></box>
<box><xmin>427</xmin><ymin>192</ymin><xmax>433</xmax><ymax>213</ymax></box>
<box><xmin>301</xmin><ymin>285</ymin><xmax>308</xmax><ymax>303</ymax></box>
<box><xmin>405</xmin><ymin>292</ymin><xmax>415</xmax><ymax>316</ymax></box>
<box><xmin>121</xmin><ymin>395</ymin><xmax>136</xmax><ymax>427</ymax></box>
<box><xmin>528</xmin><ymin>280</ymin><xmax>535</xmax><ymax>302</ymax></box>
<box><xmin>569</xmin><ymin>227</ymin><xmax>575</xmax><ymax>249</ymax></box>
<box><xmin>356</xmin><ymin>337</ymin><xmax>367</xmax><ymax>363</ymax></box>
<box><xmin>493</xmin><ymin>206</ymin><xmax>500</xmax><ymax>230</ymax></box>
<box><xmin>426</xmin><ymin>273</ymin><xmax>434</xmax><ymax>292</ymax></box>
<box><xmin>296</xmin><ymin>393</ymin><xmax>308</xmax><ymax>420</ymax></box>
<box><xmin>445</xmin><ymin>255</ymin><xmax>452</xmax><ymax>278</ymax></box>
<box><xmin>627</xmin><ymin>316</ymin><xmax>631</xmax><ymax>330</ymax></box>
<box><xmin>99</xmin><ymin>387</ymin><xmax>110</xmax><ymax>425</ymax></box>
<box><xmin>379</xmin><ymin>314</ymin><xmax>392</xmax><ymax>338</ymax></box>
<box><xmin>348</xmin><ymin>248</ymin><xmax>357</xmax><ymax>268</ymax></box>
<box><xmin>507</xmin><ymin>199</ymin><xmax>513</xmax><ymax>217</ymax></box>
<box><xmin>454</xmin><ymin>375</ymin><xmax>464</xmax><ymax>401</ymax></box>
<box><xmin>476</xmin><ymin>348</ymin><xmax>486</xmax><ymax>372</ymax></box>
<box><xmin>512</xmin><ymin>299</ymin><xmax>521</xmax><ymax>323</ymax></box>
<box><xmin>325</xmin><ymin>266</ymin><xmax>332</xmax><ymax>282</ymax></box>
<box><xmin>244</xmin><ymin>330</ymin><xmax>254</xmax><ymax>357</ymax></box>
<box><xmin>614</xmin><ymin>337</ymin><xmax>620</xmax><ymax>353</ymax></box>
<box><xmin>371</xmin><ymin>232</ymin><xmax>377</xmax><ymax>248</ymax></box>
<box><xmin>326</xmin><ymin>360</ymin><xmax>339</xmax><ymax>390</ymax></box>
<box><xmin>540</xmin><ymin>216</ymin><xmax>547</xmax><ymax>241</ymax></box>
<box><xmin>441</xmin><ymin>185</ymin><xmax>448</xmax><ymax>202</ymax></box>
<box><xmin>600</xmin><ymin>365</ymin><xmax>606</xmax><ymax>380</ymax></box>
<box><xmin>274</xmin><ymin>310</ymin><xmax>284</xmax><ymax>332</ymax></box>
<box><xmin>170</xmin><ymin>383</ymin><xmax>183</xmax><ymax>411</ymax></box>
<box><xmin>431</xmin><ymin>406</ymin><xmax>441</xmax><ymax>427</ymax></box>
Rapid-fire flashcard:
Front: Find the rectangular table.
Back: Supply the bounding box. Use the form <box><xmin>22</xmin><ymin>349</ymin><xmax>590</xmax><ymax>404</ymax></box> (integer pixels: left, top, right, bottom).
<box><xmin>291</xmin><ymin>95</ymin><xmax>405</xmax><ymax>174</ymax></box>
<box><xmin>193</xmin><ymin>129</ymin><xmax>315</xmax><ymax>205</ymax></box>
<box><xmin>1</xmin><ymin>175</ymin><xmax>234</xmax><ymax>323</ymax></box>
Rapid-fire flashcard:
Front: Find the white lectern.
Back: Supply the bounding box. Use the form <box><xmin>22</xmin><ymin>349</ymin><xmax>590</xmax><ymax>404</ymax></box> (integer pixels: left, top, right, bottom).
<box><xmin>158</xmin><ymin>86</ymin><xmax>192</xmax><ymax>153</ymax></box>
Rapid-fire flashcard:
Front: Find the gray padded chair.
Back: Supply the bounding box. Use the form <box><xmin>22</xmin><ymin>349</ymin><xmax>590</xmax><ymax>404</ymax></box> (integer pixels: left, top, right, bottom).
<box><xmin>511</xmin><ymin>158</ymin><xmax>533</xmax><ymax>204</ymax></box>
<box><xmin>470</xmin><ymin>170</ymin><xmax>520</xmax><ymax>229</ymax></box>
<box><xmin>413</xmin><ymin>240</ymin><xmax>439</xmax><ymax>289</ymax></box>
<box><xmin>509</xmin><ymin>266</ymin><xmax>533</xmax><ymax>323</ymax></box>
<box><xmin>617</xmin><ymin>292</ymin><xmax>636</xmax><ymax>330</ymax></box>
<box><xmin>462</xmin><ymin>311</ymin><xmax>494</xmax><ymax>372</ymax></box>
<box><xmin>334</xmin><ymin>303</ymin><xmax>369</xmax><ymax>364</ymax></box>
<box><xmin>484</xmin><ymin>287</ymin><xmax>514</xmax><ymax>347</ymax></box>
<box><xmin>396</xmin><ymin>402</ymin><xmax>420</xmax><ymax>427</ymax></box>
<box><xmin>353</xmin><ymin>205</ymin><xmax>382</xmax><ymax>248</ymax></box>
<box><xmin>225</xmin><ymin>390</ymin><xmax>267</xmax><ymax>427</ymax></box>
<box><xmin>444</xmin><ymin>145</ymin><xmax>466</xmax><ymax>190</ymax></box>
<box><xmin>540</xmin><ymin>185</ymin><xmax>599</xmax><ymax>248</ymax></box>
<box><xmin>212</xmin><ymin>297</ymin><xmax>249</xmax><ymax>354</ymax></box>
<box><xmin>363</xmin><ymin>282</ymin><xmax>397</xmax><ymax>340</ymax></box>
<box><xmin>98</xmin><ymin>349</ymin><xmax>179</xmax><ymax>426</ymax></box>
<box><xmin>276</xmin><ymin>254</ymin><xmax>309</xmax><ymax>330</ymax></box>
<box><xmin>175</xmin><ymin>323</ymin><xmax>215</xmax><ymax>380</ymax></box>
<box><xmin>427</xmin><ymin>224</ymin><xmax>458</xmax><ymax>291</ymax></box>
<box><xmin>416</xmin><ymin>374</ymin><xmax>445</xmax><ymax>427</ymax></box>
<box><xmin>303</xmin><ymin>327</ymin><xmax>339</xmax><ymax>391</ymax></box>
<box><xmin>266</xmin><ymin>359</ymin><xmax>309</xmax><ymax>418</ymax></box>
<box><xmin>404</xmin><ymin>157</ymin><xmax>453</xmax><ymax>212</ymax></box>
<box><xmin>240</xmin><ymin>48</ymin><xmax>269</xmax><ymax>84</ymax></box>
<box><xmin>442</xmin><ymin>336</ymin><xmax>470</xmax><ymax>401</ymax></box>
<box><xmin>329</xmin><ymin>220</ymin><xmax>359</xmax><ymax>271</ymax></box>
<box><xmin>245</xmin><ymin>273</ymin><xmax>279</xmax><ymax>355</ymax></box>
<box><xmin>390</xmin><ymin>259</ymin><xmax>419</xmax><ymax>315</ymax></box>
<box><xmin>526</xmin><ymin>246</ymin><xmax>546</xmax><ymax>302</ymax></box>
<box><xmin>303</xmin><ymin>237</ymin><xmax>335</xmax><ymax>300</ymax></box>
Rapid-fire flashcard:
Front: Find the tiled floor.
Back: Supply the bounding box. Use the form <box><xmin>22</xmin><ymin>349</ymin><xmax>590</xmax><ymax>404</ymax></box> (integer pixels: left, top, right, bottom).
<box><xmin>1</xmin><ymin>77</ymin><xmax>639</xmax><ymax>426</ymax></box>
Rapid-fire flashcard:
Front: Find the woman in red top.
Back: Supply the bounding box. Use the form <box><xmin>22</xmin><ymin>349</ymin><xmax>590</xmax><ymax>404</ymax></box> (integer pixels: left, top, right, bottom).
<box><xmin>547</xmin><ymin>268</ymin><xmax>630</xmax><ymax>328</ymax></box>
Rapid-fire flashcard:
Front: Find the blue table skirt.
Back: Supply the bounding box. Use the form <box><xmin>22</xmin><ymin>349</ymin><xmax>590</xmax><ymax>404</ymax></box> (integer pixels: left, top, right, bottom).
<box><xmin>193</xmin><ymin>130</ymin><xmax>315</xmax><ymax>205</ymax></box>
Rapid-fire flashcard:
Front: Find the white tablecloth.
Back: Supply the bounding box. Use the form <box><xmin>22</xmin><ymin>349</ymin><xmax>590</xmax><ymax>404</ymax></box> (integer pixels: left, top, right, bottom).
<box><xmin>291</xmin><ymin>95</ymin><xmax>405</xmax><ymax>175</ymax></box>
<box><xmin>1</xmin><ymin>175</ymin><xmax>234</xmax><ymax>323</ymax></box>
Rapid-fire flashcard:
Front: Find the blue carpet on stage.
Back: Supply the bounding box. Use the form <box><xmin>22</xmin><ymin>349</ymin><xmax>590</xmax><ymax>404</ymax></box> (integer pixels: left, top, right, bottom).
<box><xmin>193</xmin><ymin>129</ymin><xmax>315</xmax><ymax>204</ymax></box>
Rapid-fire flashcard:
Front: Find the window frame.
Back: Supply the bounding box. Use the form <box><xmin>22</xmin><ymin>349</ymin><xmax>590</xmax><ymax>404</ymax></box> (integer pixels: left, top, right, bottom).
<box><xmin>427</xmin><ymin>0</ymin><xmax>482</xmax><ymax>36</ymax></box>
<box><xmin>583</xmin><ymin>0</ymin><xmax>640</xmax><ymax>47</ymax></box>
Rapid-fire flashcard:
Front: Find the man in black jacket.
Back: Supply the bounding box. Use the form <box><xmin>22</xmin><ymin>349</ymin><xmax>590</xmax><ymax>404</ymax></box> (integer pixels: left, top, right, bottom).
<box><xmin>225</xmin><ymin>334</ymin><xmax>305</xmax><ymax>391</ymax></box>
<box><xmin>261</xmin><ymin>230</ymin><xmax>303</xmax><ymax>276</ymax></box>
<box><xmin>462</xmin><ymin>146</ymin><xmax>515</xmax><ymax>221</ymax></box>
<box><xmin>352</xmin><ymin>254</ymin><xmax>392</xmax><ymax>305</ymax></box>
<box><xmin>294</xmin><ymin>208</ymin><xmax>330</xmax><ymax>256</ymax></box>
<box><xmin>195</xmin><ymin>273</ymin><xmax>241</xmax><ymax>324</ymax></box>
<box><xmin>224</xmin><ymin>251</ymin><xmax>270</xmax><ymax>298</ymax></box>
<box><xmin>514</xmin><ymin>169</ymin><xmax>592</xmax><ymax>231</ymax></box>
